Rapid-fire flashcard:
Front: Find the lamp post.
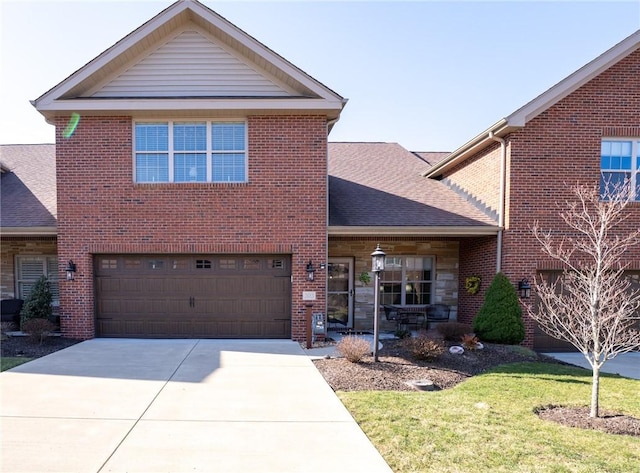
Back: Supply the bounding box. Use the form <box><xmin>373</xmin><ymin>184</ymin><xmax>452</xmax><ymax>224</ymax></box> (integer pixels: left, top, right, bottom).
<box><xmin>371</xmin><ymin>243</ymin><xmax>386</xmax><ymax>362</ymax></box>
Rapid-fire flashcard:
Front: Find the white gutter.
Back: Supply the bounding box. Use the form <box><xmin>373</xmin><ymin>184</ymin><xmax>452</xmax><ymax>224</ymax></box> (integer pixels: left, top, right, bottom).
<box><xmin>489</xmin><ymin>131</ymin><xmax>506</xmax><ymax>274</ymax></box>
<box><xmin>328</xmin><ymin>226</ymin><xmax>501</xmax><ymax>237</ymax></box>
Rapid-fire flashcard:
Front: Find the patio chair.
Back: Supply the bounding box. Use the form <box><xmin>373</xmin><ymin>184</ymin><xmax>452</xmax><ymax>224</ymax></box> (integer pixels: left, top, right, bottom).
<box><xmin>426</xmin><ymin>304</ymin><xmax>450</xmax><ymax>326</ymax></box>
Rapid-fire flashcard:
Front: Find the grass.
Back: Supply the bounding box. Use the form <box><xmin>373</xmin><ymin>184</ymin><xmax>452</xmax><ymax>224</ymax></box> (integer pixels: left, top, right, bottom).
<box><xmin>1</xmin><ymin>357</ymin><xmax>32</xmax><ymax>371</ymax></box>
<box><xmin>339</xmin><ymin>362</ymin><xmax>640</xmax><ymax>473</ymax></box>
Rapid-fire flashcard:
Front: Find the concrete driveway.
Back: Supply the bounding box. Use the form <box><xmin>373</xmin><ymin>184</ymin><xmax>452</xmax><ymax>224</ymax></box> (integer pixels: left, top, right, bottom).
<box><xmin>1</xmin><ymin>339</ymin><xmax>392</xmax><ymax>473</ymax></box>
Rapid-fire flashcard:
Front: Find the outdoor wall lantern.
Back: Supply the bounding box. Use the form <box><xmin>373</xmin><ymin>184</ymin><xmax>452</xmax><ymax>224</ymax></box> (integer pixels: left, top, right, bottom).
<box><xmin>65</xmin><ymin>260</ymin><xmax>77</xmax><ymax>281</ymax></box>
<box><xmin>306</xmin><ymin>261</ymin><xmax>316</xmax><ymax>281</ymax></box>
<box><xmin>371</xmin><ymin>243</ymin><xmax>386</xmax><ymax>362</ymax></box>
<box><xmin>518</xmin><ymin>278</ymin><xmax>531</xmax><ymax>299</ymax></box>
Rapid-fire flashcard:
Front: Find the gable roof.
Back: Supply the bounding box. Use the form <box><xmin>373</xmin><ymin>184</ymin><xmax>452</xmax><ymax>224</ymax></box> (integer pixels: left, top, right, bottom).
<box><xmin>328</xmin><ymin>142</ymin><xmax>499</xmax><ymax>236</ymax></box>
<box><xmin>0</xmin><ymin>144</ymin><xmax>57</xmax><ymax>235</ymax></box>
<box><xmin>426</xmin><ymin>28</ymin><xmax>640</xmax><ymax>178</ymax></box>
<box><xmin>33</xmin><ymin>0</ymin><xmax>346</xmax><ymax>122</ymax></box>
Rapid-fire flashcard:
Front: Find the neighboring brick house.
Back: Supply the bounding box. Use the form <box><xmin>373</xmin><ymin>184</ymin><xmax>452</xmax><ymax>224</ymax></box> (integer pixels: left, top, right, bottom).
<box><xmin>4</xmin><ymin>0</ymin><xmax>639</xmax><ymax>349</ymax></box>
<box><xmin>425</xmin><ymin>29</ymin><xmax>640</xmax><ymax>349</ymax></box>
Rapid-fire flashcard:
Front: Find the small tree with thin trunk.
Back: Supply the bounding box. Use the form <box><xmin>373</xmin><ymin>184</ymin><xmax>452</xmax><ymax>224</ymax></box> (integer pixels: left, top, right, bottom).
<box><xmin>529</xmin><ymin>183</ymin><xmax>640</xmax><ymax>418</ymax></box>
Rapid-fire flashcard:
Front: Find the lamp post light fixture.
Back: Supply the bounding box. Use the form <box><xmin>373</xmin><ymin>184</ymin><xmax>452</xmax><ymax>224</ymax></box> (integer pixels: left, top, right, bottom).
<box><xmin>518</xmin><ymin>278</ymin><xmax>531</xmax><ymax>299</ymax></box>
<box><xmin>65</xmin><ymin>260</ymin><xmax>77</xmax><ymax>281</ymax></box>
<box><xmin>371</xmin><ymin>243</ymin><xmax>386</xmax><ymax>362</ymax></box>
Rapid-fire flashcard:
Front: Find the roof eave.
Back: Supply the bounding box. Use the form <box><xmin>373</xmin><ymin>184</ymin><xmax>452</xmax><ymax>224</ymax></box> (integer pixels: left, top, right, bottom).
<box><xmin>328</xmin><ymin>225</ymin><xmax>501</xmax><ymax>237</ymax></box>
<box><xmin>425</xmin><ymin>29</ymin><xmax>640</xmax><ymax>179</ymax></box>
<box><xmin>1</xmin><ymin>226</ymin><xmax>57</xmax><ymax>237</ymax></box>
<box><xmin>424</xmin><ymin>119</ymin><xmax>513</xmax><ymax>178</ymax></box>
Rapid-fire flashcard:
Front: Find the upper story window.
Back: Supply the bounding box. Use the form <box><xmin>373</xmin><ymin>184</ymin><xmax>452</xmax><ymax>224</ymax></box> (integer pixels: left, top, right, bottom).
<box><xmin>134</xmin><ymin>121</ymin><xmax>246</xmax><ymax>183</ymax></box>
<box><xmin>600</xmin><ymin>139</ymin><xmax>640</xmax><ymax>201</ymax></box>
<box><xmin>380</xmin><ymin>256</ymin><xmax>434</xmax><ymax>306</ymax></box>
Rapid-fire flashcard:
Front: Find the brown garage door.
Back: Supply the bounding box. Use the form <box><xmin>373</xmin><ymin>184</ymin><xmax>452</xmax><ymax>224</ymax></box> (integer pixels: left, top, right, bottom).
<box><xmin>95</xmin><ymin>255</ymin><xmax>291</xmax><ymax>338</ymax></box>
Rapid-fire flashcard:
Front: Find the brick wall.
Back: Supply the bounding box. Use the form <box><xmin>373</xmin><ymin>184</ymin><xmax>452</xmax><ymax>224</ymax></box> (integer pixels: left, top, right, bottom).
<box><xmin>329</xmin><ymin>237</ymin><xmax>459</xmax><ymax>332</ymax></box>
<box><xmin>0</xmin><ymin>237</ymin><xmax>58</xmax><ymax>299</ymax></box>
<box><xmin>55</xmin><ymin>114</ymin><xmax>327</xmax><ymax>341</ymax></box>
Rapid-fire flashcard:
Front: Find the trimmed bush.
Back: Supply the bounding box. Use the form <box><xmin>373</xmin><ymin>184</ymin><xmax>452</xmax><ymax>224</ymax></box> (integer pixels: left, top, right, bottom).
<box><xmin>336</xmin><ymin>336</ymin><xmax>371</xmax><ymax>363</ymax></box>
<box><xmin>20</xmin><ymin>276</ymin><xmax>53</xmax><ymax>329</ymax></box>
<box><xmin>436</xmin><ymin>322</ymin><xmax>473</xmax><ymax>341</ymax></box>
<box><xmin>404</xmin><ymin>334</ymin><xmax>445</xmax><ymax>361</ymax></box>
<box><xmin>22</xmin><ymin>318</ymin><xmax>56</xmax><ymax>345</ymax></box>
<box><xmin>473</xmin><ymin>272</ymin><xmax>525</xmax><ymax>344</ymax></box>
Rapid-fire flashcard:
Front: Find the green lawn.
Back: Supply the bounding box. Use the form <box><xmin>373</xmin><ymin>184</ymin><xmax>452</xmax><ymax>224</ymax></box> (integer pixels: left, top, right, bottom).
<box><xmin>339</xmin><ymin>362</ymin><xmax>640</xmax><ymax>473</ymax></box>
<box><xmin>1</xmin><ymin>357</ymin><xmax>32</xmax><ymax>371</ymax></box>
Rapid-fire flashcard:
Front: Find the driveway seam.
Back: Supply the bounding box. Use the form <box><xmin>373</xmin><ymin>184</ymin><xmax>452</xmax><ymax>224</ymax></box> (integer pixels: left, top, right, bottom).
<box><xmin>96</xmin><ymin>340</ymin><xmax>201</xmax><ymax>473</ymax></box>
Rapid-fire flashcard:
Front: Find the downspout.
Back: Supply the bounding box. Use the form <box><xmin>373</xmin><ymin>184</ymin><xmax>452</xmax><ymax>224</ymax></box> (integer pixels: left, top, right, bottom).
<box><xmin>489</xmin><ymin>131</ymin><xmax>506</xmax><ymax>274</ymax></box>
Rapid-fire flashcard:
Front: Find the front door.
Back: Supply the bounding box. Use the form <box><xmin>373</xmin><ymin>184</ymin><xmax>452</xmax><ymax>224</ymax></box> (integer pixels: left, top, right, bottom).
<box><xmin>327</xmin><ymin>258</ymin><xmax>354</xmax><ymax>329</ymax></box>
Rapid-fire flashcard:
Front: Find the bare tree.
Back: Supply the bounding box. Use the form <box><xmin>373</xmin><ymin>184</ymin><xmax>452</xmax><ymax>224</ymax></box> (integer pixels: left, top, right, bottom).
<box><xmin>529</xmin><ymin>183</ymin><xmax>640</xmax><ymax>418</ymax></box>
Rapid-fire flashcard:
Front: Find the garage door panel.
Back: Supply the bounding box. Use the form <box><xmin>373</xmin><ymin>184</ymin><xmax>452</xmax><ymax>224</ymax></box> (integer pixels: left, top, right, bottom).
<box><xmin>96</xmin><ymin>255</ymin><xmax>291</xmax><ymax>338</ymax></box>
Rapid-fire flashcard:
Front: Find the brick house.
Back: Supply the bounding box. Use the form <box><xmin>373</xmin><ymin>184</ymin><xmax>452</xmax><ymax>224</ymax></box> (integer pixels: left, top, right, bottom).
<box><xmin>3</xmin><ymin>0</ymin><xmax>639</xmax><ymax>349</ymax></box>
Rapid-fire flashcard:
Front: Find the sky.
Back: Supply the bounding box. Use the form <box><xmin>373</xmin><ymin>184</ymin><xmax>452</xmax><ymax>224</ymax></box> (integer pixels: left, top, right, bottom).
<box><xmin>1</xmin><ymin>0</ymin><xmax>639</xmax><ymax>152</ymax></box>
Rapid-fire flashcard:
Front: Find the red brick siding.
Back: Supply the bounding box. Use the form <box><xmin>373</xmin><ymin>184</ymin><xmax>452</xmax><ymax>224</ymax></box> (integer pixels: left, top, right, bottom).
<box><xmin>55</xmin><ymin>115</ymin><xmax>328</xmax><ymax>341</ymax></box>
<box><xmin>444</xmin><ymin>142</ymin><xmax>503</xmax><ymax>217</ymax></box>
<box><xmin>457</xmin><ymin>236</ymin><xmax>497</xmax><ymax>327</ymax></box>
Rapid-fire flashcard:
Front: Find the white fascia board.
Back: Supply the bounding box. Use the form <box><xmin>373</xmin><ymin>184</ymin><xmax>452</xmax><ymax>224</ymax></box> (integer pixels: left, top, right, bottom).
<box><xmin>507</xmin><ymin>29</ymin><xmax>640</xmax><ymax>126</ymax></box>
<box><xmin>0</xmin><ymin>227</ymin><xmax>57</xmax><ymax>237</ymax></box>
<box><xmin>36</xmin><ymin>99</ymin><xmax>345</xmax><ymax>125</ymax></box>
<box><xmin>328</xmin><ymin>226</ymin><xmax>501</xmax><ymax>237</ymax></box>
<box><xmin>425</xmin><ymin>29</ymin><xmax>640</xmax><ymax>179</ymax></box>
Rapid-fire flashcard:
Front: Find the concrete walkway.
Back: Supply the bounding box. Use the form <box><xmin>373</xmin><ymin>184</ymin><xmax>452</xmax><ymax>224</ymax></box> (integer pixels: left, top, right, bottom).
<box><xmin>1</xmin><ymin>339</ymin><xmax>392</xmax><ymax>473</ymax></box>
<box><xmin>544</xmin><ymin>351</ymin><xmax>640</xmax><ymax>380</ymax></box>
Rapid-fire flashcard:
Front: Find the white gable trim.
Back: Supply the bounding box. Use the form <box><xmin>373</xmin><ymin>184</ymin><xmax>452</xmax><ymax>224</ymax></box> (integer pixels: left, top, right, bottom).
<box><xmin>426</xmin><ymin>29</ymin><xmax>640</xmax><ymax>178</ymax></box>
<box><xmin>33</xmin><ymin>0</ymin><xmax>345</xmax><ymax>118</ymax></box>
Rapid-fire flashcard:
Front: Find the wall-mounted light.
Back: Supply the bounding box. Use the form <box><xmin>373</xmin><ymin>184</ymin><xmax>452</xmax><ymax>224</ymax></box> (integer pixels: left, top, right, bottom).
<box><xmin>518</xmin><ymin>278</ymin><xmax>531</xmax><ymax>299</ymax></box>
<box><xmin>65</xmin><ymin>260</ymin><xmax>77</xmax><ymax>281</ymax></box>
<box><xmin>306</xmin><ymin>261</ymin><xmax>315</xmax><ymax>281</ymax></box>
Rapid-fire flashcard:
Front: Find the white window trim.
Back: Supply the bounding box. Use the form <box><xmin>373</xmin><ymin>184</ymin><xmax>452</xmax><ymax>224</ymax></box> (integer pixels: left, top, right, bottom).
<box><xmin>381</xmin><ymin>255</ymin><xmax>435</xmax><ymax>306</ymax></box>
<box><xmin>14</xmin><ymin>255</ymin><xmax>60</xmax><ymax>306</ymax></box>
<box><xmin>601</xmin><ymin>137</ymin><xmax>640</xmax><ymax>201</ymax></box>
<box><xmin>133</xmin><ymin>120</ymin><xmax>248</xmax><ymax>184</ymax></box>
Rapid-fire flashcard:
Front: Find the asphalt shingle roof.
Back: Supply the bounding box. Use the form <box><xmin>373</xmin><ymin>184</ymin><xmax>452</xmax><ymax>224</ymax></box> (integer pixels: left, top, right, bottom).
<box><xmin>0</xmin><ymin>144</ymin><xmax>56</xmax><ymax>229</ymax></box>
<box><xmin>328</xmin><ymin>142</ymin><xmax>496</xmax><ymax>228</ymax></box>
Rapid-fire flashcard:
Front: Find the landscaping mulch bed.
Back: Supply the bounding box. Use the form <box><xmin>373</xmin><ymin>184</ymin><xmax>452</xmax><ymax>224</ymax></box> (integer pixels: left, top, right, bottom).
<box><xmin>1</xmin><ymin>334</ymin><xmax>81</xmax><ymax>359</ymax></box>
<box><xmin>313</xmin><ymin>337</ymin><xmax>640</xmax><ymax>437</ymax></box>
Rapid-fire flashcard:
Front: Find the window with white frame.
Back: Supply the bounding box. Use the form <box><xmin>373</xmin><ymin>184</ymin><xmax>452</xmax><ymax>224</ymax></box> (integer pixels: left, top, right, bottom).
<box><xmin>600</xmin><ymin>139</ymin><xmax>640</xmax><ymax>200</ymax></box>
<box><xmin>380</xmin><ymin>256</ymin><xmax>434</xmax><ymax>306</ymax></box>
<box><xmin>15</xmin><ymin>256</ymin><xmax>59</xmax><ymax>305</ymax></box>
<box><xmin>134</xmin><ymin>121</ymin><xmax>247</xmax><ymax>183</ymax></box>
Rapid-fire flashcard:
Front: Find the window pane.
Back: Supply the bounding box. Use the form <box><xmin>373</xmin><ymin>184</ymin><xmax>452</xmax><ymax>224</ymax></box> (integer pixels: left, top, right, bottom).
<box><xmin>174</xmin><ymin>123</ymin><xmax>206</xmax><ymax>151</ymax></box>
<box><xmin>212</xmin><ymin>123</ymin><xmax>245</xmax><ymax>151</ymax></box>
<box><xmin>380</xmin><ymin>283</ymin><xmax>401</xmax><ymax>305</ymax></box>
<box><xmin>136</xmin><ymin>153</ymin><xmax>169</xmax><ymax>182</ymax></box>
<box><xmin>174</xmin><ymin>153</ymin><xmax>206</xmax><ymax>182</ymax></box>
<box><xmin>600</xmin><ymin>171</ymin><xmax>629</xmax><ymax>198</ymax></box>
<box><xmin>135</xmin><ymin>123</ymin><xmax>168</xmax><ymax>151</ymax></box>
<box><xmin>212</xmin><ymin>153</ymin><xmax>246</xmax><ymax>182</ymax></box>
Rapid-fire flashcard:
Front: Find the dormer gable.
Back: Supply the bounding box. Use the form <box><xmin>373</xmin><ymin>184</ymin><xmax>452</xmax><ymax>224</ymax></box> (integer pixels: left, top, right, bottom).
<box><xmin>33</xmin><ymin>0</ymin><xmax>346</xmax><ymax>122</ymax></box>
